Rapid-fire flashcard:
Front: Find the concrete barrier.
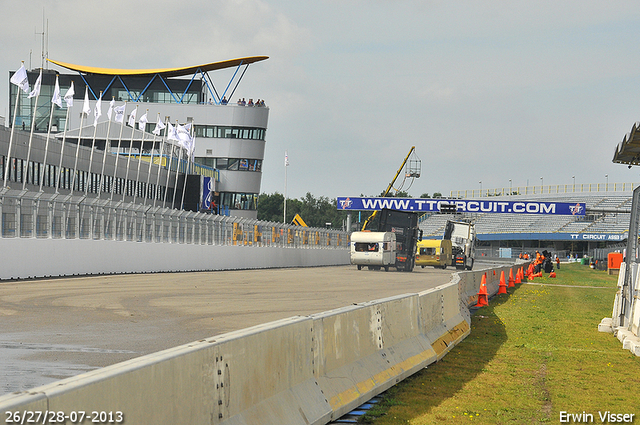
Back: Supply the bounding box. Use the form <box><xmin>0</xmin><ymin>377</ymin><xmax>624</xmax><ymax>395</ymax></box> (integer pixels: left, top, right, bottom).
<box><xmin>599</xmin><ymin>262</ymin><xmax>640</xmax><ymax>356</ymax></box>
<box><xmin>0</xmin><ymin>238</ymin><xmax>350</xmax><ymax>280</ymax></box>
<box><xmin>0</xmin><ymin>264</ymin><xmax>520</xmax><ymax>424</ymax></box>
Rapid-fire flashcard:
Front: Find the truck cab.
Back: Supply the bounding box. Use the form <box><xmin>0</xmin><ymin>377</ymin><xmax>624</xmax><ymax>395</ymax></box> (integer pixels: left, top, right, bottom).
<box><xmin>377</xmin><ymin>209</ymin><xmax>421</xmax><ymax>272</ymax></box>
<box><xmin>443</xmin><ymin>220</ymin><xmax>476</xmax><ymax>270</ymax></box>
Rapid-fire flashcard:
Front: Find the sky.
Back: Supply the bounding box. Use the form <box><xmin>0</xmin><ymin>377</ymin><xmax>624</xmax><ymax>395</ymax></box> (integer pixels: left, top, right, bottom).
<box><xmin>2</xmin><ymin>0</ymin><xmax>640</xmax><ymax>201</ymax></box>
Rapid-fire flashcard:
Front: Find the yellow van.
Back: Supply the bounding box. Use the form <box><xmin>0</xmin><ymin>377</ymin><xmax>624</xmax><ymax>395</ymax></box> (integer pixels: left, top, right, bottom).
<box><xmin>416</xmin><ymin>239</ymin><xmax>452</xmax><ymax>269</ymax></box>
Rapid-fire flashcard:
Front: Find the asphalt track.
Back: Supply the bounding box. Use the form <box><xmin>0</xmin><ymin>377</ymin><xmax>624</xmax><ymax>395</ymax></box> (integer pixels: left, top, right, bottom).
<box><xmin>0</xmin><ymin>265</ymin><xmax>461</xmax><ymax>395</ymax></box>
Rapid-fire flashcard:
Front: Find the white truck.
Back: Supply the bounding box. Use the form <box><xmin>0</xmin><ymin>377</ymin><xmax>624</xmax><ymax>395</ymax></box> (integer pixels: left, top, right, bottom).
<box><xmin>443</xmin><ymin>220</ymin><xmax>476</xmax><ymax>270</ymax></box>
<box><xmin>350</xmin><ymin>231</ymin><xmax>396</xmax><ymax>271</ymax></box>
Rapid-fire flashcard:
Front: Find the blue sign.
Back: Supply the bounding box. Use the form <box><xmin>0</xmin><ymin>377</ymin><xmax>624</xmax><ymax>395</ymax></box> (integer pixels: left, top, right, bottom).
<box><xmin>473</xmin><ymin>232</ymin><xmax>627</xmax><ymax>242</ymax></box>
<box><xmin>202</xmin><ymin>177</ymin><xmax>214</xmax><ymax>210</ymax></box>
<box><xmin>336</xmin><ymin>197</ymin><xmax>586</xmax><ymax>216</ymax></box>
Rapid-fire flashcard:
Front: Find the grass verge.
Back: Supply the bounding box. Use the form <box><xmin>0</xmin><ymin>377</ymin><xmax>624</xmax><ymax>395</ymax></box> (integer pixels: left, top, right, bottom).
<box><xmin>360</xmin><ymin>263</ymin><xmax>640</xmax><ymax>424</ymax></box>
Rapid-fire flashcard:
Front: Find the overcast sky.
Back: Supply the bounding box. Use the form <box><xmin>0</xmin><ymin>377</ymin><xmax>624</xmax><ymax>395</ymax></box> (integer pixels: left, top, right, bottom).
<box><xmin>3</xmin><ymin>0</ymin><xmax>640</xmax><ymax>200</ymax></box>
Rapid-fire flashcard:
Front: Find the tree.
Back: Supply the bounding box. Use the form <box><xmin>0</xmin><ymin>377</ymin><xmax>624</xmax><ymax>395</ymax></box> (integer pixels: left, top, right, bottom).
<box><xmin>258</xmin><ymin>192</ymin><xmax>349</xmax><ymax>229</ymax></box>
<box><xmin>257</xmin><ymin>192</ymin><xmax>284</xmax><ymax>222</ymax></box>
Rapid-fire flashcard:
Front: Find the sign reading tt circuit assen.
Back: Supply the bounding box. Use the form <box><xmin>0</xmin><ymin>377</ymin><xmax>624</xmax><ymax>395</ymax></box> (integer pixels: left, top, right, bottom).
<box><xmin>336</xmin><ymin>197</ymin><xmax>586</xmax><ymax>216</ymax></box>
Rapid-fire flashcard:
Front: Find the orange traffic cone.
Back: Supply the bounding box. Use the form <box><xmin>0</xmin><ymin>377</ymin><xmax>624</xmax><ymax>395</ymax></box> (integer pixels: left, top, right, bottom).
<box><xmin>508</xmin><ymin>269</ymin><xmax>515</xmax><ymax>288</ymax></box>
<box><xmin>498</xmin><ymin>270</ymin><xmax>507</xmax><ymax>294</ymax></box>
<box><xmin>549</xmin><ymin>271</ymin><xmax>556</xmax><ymax>278</ymax></box>
<box><xmin>515</xmin><ymin>267</ymin><xmax>522</xmax><ymax>284</ymax></box>
<box><xmin>527</xmin><ymin>263</ymin><xmax>534</xmax><ymax>276</ymax></box>
<box><xmin>476</xmin><ymin>274</ymin><xmax>489</xmax><ymax>307</ymax></box>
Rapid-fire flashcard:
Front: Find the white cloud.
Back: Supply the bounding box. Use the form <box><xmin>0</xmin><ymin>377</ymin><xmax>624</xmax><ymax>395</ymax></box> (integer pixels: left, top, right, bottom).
<box><xmin>3</xmin><ymin>0</ymin><xmax>640</xmax><ymax>199</ymax></box>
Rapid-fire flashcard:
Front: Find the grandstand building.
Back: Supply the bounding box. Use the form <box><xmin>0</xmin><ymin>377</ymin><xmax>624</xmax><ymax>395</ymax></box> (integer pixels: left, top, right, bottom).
<box><xmin>5</xmin><ymin>57</ymin><xmax>269</xmax><ymax>218</ymax></box>
<box><xmin>419</xmin><ymin>186</ymin><xmax>635</xmax><ymax>258</ymax></box>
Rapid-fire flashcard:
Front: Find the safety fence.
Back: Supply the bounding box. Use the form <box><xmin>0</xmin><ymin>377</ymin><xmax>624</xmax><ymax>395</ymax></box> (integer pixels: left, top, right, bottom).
<box><xmin>0</xmin><ymin>193</ymin><xmax>348</xmax><ymax>249</ymax></box>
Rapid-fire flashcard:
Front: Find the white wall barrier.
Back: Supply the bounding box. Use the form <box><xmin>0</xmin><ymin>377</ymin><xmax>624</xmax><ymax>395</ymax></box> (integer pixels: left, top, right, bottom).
<box><xmin>0</xmin><ymin>265</ymin><xmax>522</xmax><ymax>424</ymax></box>
<box><xmin>0</xmin><ymin>238</ymin><xmax>350</xmax><ymax>280</ymax></box>
<box><xmin>599</xmin><ymin>262</ymin><xmax>640</xmax><ymax>356</ymax></box>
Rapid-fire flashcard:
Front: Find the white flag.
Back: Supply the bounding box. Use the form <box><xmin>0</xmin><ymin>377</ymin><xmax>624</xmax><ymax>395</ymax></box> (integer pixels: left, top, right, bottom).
<box><xmin>82</xmin><ymin>86</ymin><xmax>91</xmax><ymax>116</ymax></box>
<box><xmin>167</xmin><ymin>122</ymin><xmax>178</xmax><ymax>142</ymax></box>
<box><xmin>176</xmin><ymin>123</ymin><xmax>195</xmax><ymax>155</ymax></box>
<box><xmin>285</xmin><ymin>151</ymin><xmax>289</xmax><ymax>166</ymax></box>
<box><xmin>93</xmin><ymin>93</ymin><xmax>103</xmax><ymax>127</ymax></box>
<box><xmin>128</xmin><ymin>107</ymin><xmax>137</xmax><ymax>127</ymax></box>
<box><xmin>114</xmin><ymin>104</ymin><xmax>125</xmax><ymax>123</ymax></box>
<box><xmin>28</xmin><ymin>71</ymin><xmax>42</xmax><ymax>99</ymax></box>
<box><xmin>138</xmin><ymin>111</ymin><xmax>148</xmax><ymax>131</ymax></box>
<box><xmin>52</xmin><ymin>76</ymin><xmax>62</xmax><ymax>108</ymax></box>
<box><xmin>63</xmin><ymin>81</ymin><xmax>75</xmax><ymax>108</ymax></box>
<box><xmin>152</xmin><ymin>114</ymin><xmax>166</xmax><ymax>136</ymax></box>
<box><xmin>106</xmin><ymin>98</ymin><xmax>115</xmax><ymax>121</ymax></box>
<box><xmin>10</xmin><ymin>63</ymin><xmax>30</xmax><ymax>93</ymax></box>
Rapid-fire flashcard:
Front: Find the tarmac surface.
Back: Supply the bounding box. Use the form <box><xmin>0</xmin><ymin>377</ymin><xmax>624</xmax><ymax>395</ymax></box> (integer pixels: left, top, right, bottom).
<box><xmin>1</xmin><ymin>265</ymin><xmax>457</xmax><ymax>395</ymax></box>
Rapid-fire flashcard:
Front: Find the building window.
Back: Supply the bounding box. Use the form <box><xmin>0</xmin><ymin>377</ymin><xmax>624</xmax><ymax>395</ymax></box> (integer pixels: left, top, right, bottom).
<box><xmin>194</xmin><ymin>125</ymin><xmax>265</xmax><ymax>141</ymax></box>
<box><xmin>194</xmin><ymin>158</ymin><xmax>262</xmax><ymax>172</ymax></box>
<box><xmin>219</xmin><ymin>192</ymin><xmax>258</xmax><ymax>210</ymax></box>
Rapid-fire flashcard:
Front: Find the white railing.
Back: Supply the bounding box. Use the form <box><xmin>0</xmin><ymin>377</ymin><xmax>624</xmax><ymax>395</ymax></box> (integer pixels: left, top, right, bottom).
<box><xmin>450</xmin><ymin>182</ymin><xmax>639</xmax><ymax>199</ymax></box>
<box><xmin>0</xmin><ymin>194</ymin><xmax>348</xmax><ymax>249</ymax></box>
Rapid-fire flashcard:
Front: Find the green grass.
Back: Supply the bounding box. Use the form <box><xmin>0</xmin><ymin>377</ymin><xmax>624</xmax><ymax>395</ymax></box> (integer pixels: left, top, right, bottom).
<box><xmin>360</xmin><ymin>263</ymin><xmax>640</xmax><ymax>424</ymax></box>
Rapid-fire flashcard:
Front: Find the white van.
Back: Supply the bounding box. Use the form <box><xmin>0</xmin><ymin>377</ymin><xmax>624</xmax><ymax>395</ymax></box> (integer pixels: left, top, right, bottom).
<box><xmin>350</xmin><ymin>231</ymin><xmax>396</xmax><ymax>271</ymax></box>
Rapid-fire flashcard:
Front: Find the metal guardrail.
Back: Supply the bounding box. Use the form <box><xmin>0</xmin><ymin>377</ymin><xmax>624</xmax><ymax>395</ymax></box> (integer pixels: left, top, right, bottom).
<box><xmin>0</xmin><ymin>193</ymin><xmax>349</xmax><ymax>249</ymax></box>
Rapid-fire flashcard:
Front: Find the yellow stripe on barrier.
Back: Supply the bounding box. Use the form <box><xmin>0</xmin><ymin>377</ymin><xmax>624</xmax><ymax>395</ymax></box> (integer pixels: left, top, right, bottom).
<box><xmin>328</xmin><ymin>347</ymin><xmax>437</xmax><ymax>410</ymax></box>
<box><xmin>431</xmin><ymin>321</ymin><xmax>471</xmax><ymax>359</ymax></box>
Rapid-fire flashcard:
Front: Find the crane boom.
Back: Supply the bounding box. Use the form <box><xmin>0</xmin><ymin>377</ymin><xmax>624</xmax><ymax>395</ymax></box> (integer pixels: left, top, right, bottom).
<box><xmin>361</xmin><ymin>146</ymin><xmax>417</xmax><ymax>231</ymax></box>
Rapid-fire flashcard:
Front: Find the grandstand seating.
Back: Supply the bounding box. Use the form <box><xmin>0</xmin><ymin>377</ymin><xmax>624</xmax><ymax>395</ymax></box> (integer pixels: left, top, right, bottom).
<box><xmin>419</xmin><ymin>192</ymin><xmax>633</xmax><ymax>240</ymax></box>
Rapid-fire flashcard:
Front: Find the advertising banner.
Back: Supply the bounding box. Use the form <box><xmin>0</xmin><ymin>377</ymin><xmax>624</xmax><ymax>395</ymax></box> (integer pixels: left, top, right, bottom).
<box><xmin>201</xmin><ymin>176</ymin><xmax>215</xmax><ymax>211</ymax></box>
<box><xmin>336</xmin><ymin>197</ymin><xmax>586</xmax><ymax>216</ymax></box>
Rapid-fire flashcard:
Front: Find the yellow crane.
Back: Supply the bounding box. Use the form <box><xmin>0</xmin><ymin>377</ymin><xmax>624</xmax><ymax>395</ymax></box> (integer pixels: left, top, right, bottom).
<box><xmin>361</xmin><ymin>146</ymin><xmax>421</xmax><ymax>231</ymax></box>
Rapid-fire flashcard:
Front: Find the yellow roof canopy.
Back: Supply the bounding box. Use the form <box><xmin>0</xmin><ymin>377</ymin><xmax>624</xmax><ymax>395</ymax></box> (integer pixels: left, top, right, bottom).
<box><xmin>47</xmin><ymin>56</ymin><xmax>269</xmax><ymax>77</ymax></box>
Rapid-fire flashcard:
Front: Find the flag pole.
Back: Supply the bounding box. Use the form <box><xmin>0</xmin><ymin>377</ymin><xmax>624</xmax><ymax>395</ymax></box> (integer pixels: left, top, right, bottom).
<box><xmin>122</xmin><ymin>105</ymin><xmax>138</xmax><ymax>201</ymax></box>
<box><xmin>55</xmin><ymin>81</ymin><xmax>74</xmax><ymax>193</ymax></box>
<box><xmin>171</xmin><ymin>121</ymin><xmax>182</xmax><ymax>209</ymax></box>
<box><xmin>179</xmin><ymin>123</ymin><xmax>194</xmax><ymax>211</ymax></box>
<box><xmin>55</xmin><ymin>104</ymin><xmax>71</xmax><ymax>193</ymax></box>
<box><xmin>284</xmin><ymin>150</ymin><xmax>288</xmax><ymax>223</ymax></box>
<box><xmin>22</xmin><ymin>69</ymin><xmax>43</xmax><ymax>191</ymax></box>
<box><xmin>158</xmin><ymin>117</ymin><xmax>170</xmax><ymax>207</ymax></box>
<box><xmin>70</xmin><ymin>85</ymin><xmax>89</xmax><ymax>195</ymax></box>
<box><xmin>133</xmin><ymin>109</ymin><xmax>148</xmax><ymax>205</ymax></box>
<box><xmin>85</xmin><ymin>91</ymin><xmax>102</xmax><ymax>195</ymax></box>
<box><xmin>110</xmin><ymin>102</ymin><xmax>127</xmax><ymax>202</ymax></box>
<box><xmin>97</xmin><ymin>98</ymin><xmax>114</xmax><ymax>199</ymax></box>
<box><xmin>145</xmin><ymin>113</ymin><xmax>161</xmax><ymax>206</ymax></box>
<box><xmin>162</xmin><ymin>131</ymin><xmax>173</xmax><ymax>207</ymax></box>
<box><xmin>40</xmin><ymin>75</ymin><xmax>60</xmax><ymax>192</ymax></box>
<box><xmin>4</xmin><ymin>62</ymin><xmax>27</xmax><ymax>189</ymax></box>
